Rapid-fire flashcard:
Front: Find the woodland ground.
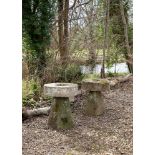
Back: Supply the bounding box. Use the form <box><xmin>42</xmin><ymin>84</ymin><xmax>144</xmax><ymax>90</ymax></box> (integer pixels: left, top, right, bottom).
<box><xmin>22</xmin><ymin>79</ymin><xmax>133</xmax><ymax>155</ymax></box>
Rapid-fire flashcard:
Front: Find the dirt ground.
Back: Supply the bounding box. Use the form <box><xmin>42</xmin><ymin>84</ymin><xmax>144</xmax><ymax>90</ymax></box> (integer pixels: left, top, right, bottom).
<box><xmin>22</xmin><ymin>79</ymin><xmax>133</xmax><ymax>155</ymax></box>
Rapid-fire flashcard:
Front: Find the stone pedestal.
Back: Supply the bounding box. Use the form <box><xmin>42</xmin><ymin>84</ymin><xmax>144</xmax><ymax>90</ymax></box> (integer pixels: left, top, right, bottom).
<box><xmin>44</xmin><ymin>83</ymin><xmax>78</xmax><ymax>129</ymax></box>
<box><xmin>84</xmin><ymin>91</ymin><xmax>104</xmax><ymax>116</ymax></box>
<box><xmin>82</xmin><ymin>79</ymin><xmax>109</xmax><ymax>116</ymax></box>
<box><xmin>48</xmin><ymin>97</ymin><xmax>73</xmax><ymax>129</ymax></box>
<box><xmin>44</xmin><ymin>83</ymin><xmax>79</xmax><ymax>102</ymax></box>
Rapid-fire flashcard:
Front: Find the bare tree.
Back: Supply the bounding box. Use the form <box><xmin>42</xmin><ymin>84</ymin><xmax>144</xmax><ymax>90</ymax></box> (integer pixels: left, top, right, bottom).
<box><xmin>101</xmin><ymin>0</ymin><xmax>110</xmax><ymax>78</ymax></box>
<box><xmin>119</xmin><ymin>0</ymin><xmax>133</xmax><ymax>73</ymax></box>
<box><xmin>58</xmin><ymin>0</ymin><xmax>69</xmax><ymax>65</ymax></box>
<box><xmin>58</xmin><ymin>0</ymin><xmax>64</xmax><ymax>62</ymax></box>
<box><xmin>87</xmin><ymin>0</ymin><xmax>96</xmax><ymax>72</ymax></box>
<box><xmin>63</xmin><ymin>0</ymin><xmax>69</xmax><ymax>63</ymax></box>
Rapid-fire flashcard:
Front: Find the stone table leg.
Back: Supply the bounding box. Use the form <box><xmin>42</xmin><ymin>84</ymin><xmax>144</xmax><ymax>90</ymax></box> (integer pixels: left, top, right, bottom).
<box><xmin>84</xmin><ymin>91</ymin><xmax>104</xmax><ymax>116</ymax></box>
<box><xmin>48</xmin><ymin>97</ymin><xmax>73</xmax><ymax>129</ymax></box>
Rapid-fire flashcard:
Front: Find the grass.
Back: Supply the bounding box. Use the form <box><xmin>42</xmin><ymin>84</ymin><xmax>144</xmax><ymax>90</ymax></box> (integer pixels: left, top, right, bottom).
<box><xmin>83</xmin><ymin>72</ymin><xmax>128</xmax><ymax>80</ymax></box>
<box><xmin>72</xmin><ymin>49</ymin><xmax>103</xmax><ymax>59</ymax></box>
<box><xmin>106</xmin><ymin>72</ymin><xmax>128</xmax><ymax>77</ymax></box>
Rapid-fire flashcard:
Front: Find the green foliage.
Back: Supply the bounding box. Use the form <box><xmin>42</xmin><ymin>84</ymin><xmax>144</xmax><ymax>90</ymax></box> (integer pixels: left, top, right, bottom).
<box><xmin>22</xmin><ymin>97</ymin><xmax>36</xmax><ymax>108</ymax></box>
<box><xmin>106</xmin><ymin>71</ymin><xmax>114</xmax><ymax>77</ymax></box>
<box><xmin>66</xmin><ymin>152</ymin><xmax>73</xmax><ymax>155</ymax></box>
<box><xmin>41</xmin><ymin>51</ymin><xmax>85</xmax><ymax>83</ymax></box>
<box><xmin>109</xmin><ymin>0</ymin><xmax>133</xmax><ymax>73</ymax></box>
<box><xmin>106</xmin><ymin>43</ymin><xmax>124</xmax><ymax>69</ymax></box>
<box><xmin>22</xmin><ymin>0</ymin><xmax>56</xmax><ymax>77</ymax></box>
<box><xmin>30</xmin><ymin>79</ymin><xmax>41</xmax><ymax>98</ymax></box>
<box><xmin>106</xmin><ymin>72</ymin><xmax>128</xmax><ymax>77</ymax></box>
<box><xmin>42</xmin><ymin>96</ymin><xmax>53</xmax><ymax>102</ymax></box>
<box><xmin>128</xmin><ymin>23</ymin><xmax>133</xmax><ymax>49</ymax></box>
<box><xmin>56</xmin><ymin>64</ymin><xmax>84</xmax><ymax>83</ymax></box>
<box><xmin>22</xmin><ymin>79</ymin><xmax>41</xmax><ymax>107</ymax></box>
<box><xmin>83</xmin><ymin>73</ymin><xmax>100</xmax><ymax>80</ymax></box>
<box><xmin>109</xmin><ymin>0</ymin><xmax>132</xmax><ymax>53</ymax></box>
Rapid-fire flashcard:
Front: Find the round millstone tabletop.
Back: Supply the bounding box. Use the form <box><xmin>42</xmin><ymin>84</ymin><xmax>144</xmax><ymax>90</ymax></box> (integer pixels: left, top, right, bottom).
<box><xmin>44</xmin><ymin>83</ymin><xmax>78</xmax><ymax>98</ymax></box>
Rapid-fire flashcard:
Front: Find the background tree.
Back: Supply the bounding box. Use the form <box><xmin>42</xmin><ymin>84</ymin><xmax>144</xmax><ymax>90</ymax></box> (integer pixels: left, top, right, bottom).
<box><xmin>22</xmin><ymin>0</ymin><xmax>56</xmax><ymax>79</ymax></box>
<box><xmin>101</xmin><ymin>0</ymin><xmax>110</xmax><ymax>78</ymax></box>
<box><xmin>109</xmin><ymin>0</ymin><xmax>133</xmax><ymax>73</ymax></box>
<box><xmin>22</xmin><ymin>0</ymin><xmax>133</xmax><ymax>83</ymax></box>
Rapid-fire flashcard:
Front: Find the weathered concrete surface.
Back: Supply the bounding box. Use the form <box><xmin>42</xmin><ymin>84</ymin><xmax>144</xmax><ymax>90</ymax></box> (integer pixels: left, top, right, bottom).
<box><xmin>44</xmin><ymin>83</ymin><xmax>77</xmax><ymax>129</ymax></box>
<box><xmin>82</xmin><ymin>79</ymin><xmax>110</xmax><ymax>116</ymax></box>
<box><xmin>48</xmin><ymin>97</ymin><xmax>73</xmax><ymax>129</ymax></box>
<box><xmin>44</xmin><ymin>83</ymin><xmax>78</xmax><ymax>102</ymax></box>
<box><xmin>84</xmin><ymin>91</ymin><xmax>104</xmax><ymax>116</ymax></box>
<box><xmin>81</xmin><ymin>79</ymin><xmax>110</xmax><ymax>92</ymax></box>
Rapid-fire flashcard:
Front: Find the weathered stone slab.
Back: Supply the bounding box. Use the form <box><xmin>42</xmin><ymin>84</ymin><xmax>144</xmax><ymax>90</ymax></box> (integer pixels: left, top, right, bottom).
<box><xmin>81</xmin><ymin>79</ymin><xmax>110</xmax><ymax>92</ymax></box>
<box><xmin>44</xmin><ymin>83</ymin><xmax>78</xmax><ymax>102</ymax></box>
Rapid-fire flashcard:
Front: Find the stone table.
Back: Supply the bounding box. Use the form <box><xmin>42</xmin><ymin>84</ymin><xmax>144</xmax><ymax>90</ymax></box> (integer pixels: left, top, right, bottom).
<box><xmin>44</xmin><ymin>83</ymin><xmax>78</xmax><ymax>129</ymax></box>
<box><xmin>81</xmin><ymin>79</ymin><xmax>110</xmax><ymax>116</ymax></box>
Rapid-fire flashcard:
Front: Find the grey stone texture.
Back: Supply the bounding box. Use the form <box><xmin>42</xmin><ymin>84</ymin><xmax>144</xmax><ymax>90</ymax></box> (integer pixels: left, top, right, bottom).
<box><xmin>44</xmin><ymin>83</ymin><xmax>78</xmax><ymax>129</ymax></box>
<box><xmin>48</xmin><ymin>97</ymin><xmax>73</xmax><ymax>129</ymax></box>
<box><xmin>44</xmin><ymin>83</ymin><xmax>79</xmax><ymax>102</ymax></box>
<box><xmin>82</xmin><ymin>79</ymin><xmax>110</xmax><ymax>116</ymax></box>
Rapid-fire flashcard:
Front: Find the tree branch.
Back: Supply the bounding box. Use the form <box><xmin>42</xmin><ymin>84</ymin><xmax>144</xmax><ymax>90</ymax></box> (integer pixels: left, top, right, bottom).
<box><xmin>69</xmin><ymin>0</ymin><xmax>78</xmax><ymax>10</ymax></box>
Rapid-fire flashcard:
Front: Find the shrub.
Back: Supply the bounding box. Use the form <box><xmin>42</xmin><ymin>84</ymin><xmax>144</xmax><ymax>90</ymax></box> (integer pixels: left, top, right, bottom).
<box><xmin>43</xmin><ymin>62</ymin><xmax>84</xmax><ymax>83</ymax></box>
<box><xmin>58</xmin><ymin>64</ymin><xmax>84</xmax><ymax>82</ymax></box>
<box><xmin>22</xmin><ymin>78</ymin><xmax>41</xmax><ymax>107</ymax></box>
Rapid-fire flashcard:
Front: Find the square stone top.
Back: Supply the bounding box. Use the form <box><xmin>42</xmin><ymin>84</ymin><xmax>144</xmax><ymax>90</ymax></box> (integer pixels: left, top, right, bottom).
<box><xmin>81</xmin><ymin>79</ymin><xmax>110</xmax><ymax>92</ymax></box>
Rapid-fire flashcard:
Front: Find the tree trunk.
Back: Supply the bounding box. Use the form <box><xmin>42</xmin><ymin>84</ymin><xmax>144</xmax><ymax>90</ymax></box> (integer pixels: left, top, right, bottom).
<box><xmin>58</xmin><ymin>0</ymin><xmax>69</xmax><ymax>65</ymax></box>
<box><xmin>58</xmin><ymin>0</ymin><xmax>64</xmax><ymax>63</ymax></box>
<box><xmin>127</xmin><ymin>58</ymin><xmax>133</xmax><ymax>73</ymax></box>
<box><xmin>101</xmin><ymin>0</ymin><xmax>110</xmax><ymax>78</ymax></box>
<box><xmin>63</xmin><ymin>0</ymin><xmax>69</xmax><ymax>64</ymax></box>
<box><xmin>119</xmin><ymin>0</ymin><xmax>133</xmax><ymax>73</ymax></box>
<box><xmin>88</xmin><ymin>0</ymin><xmax>95</xmax><ymax>73</ymax></box>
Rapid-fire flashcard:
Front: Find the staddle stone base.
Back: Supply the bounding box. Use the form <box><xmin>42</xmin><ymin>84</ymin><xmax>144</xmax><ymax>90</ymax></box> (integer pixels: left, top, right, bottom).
<box><xmin>48</xmin><ymin>97</ymin><xmax>73</xmax><ymax>129</ymax></box>
<box><xmin>84</xmin><ymin>91</ymin><xmax>104</xmax><ymax>116</ymax></box>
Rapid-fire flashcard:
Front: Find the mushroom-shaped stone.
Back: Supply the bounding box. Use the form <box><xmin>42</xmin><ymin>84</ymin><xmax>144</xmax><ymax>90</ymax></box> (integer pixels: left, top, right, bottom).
<box><xmin>82</xmin><ymin>79</ymin><xmax>110</xmax><ymax>116</ymax></box>
<box><xmin>44</xmin><ymin>83</ymin><xmax>78</xmax><ymax>129</ymax></box>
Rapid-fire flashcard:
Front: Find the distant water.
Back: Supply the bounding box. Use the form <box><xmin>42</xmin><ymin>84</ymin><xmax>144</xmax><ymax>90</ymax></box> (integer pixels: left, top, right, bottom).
<box><xmin>80</xmin><ymin>63</ymin><xmax>129</xmax><ymax>74</ymax></box>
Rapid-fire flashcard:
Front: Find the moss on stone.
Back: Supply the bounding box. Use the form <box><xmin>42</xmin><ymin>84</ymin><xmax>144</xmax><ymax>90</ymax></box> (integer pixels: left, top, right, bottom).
<box><xmin>48</xmin><ymin>97</ymin><xmax>73</xmax><ymax>129</ymax></box>
<box><xmin>84</xmin><ymin>91</ymin><xmax>104</xmax><ymax>116</ymax></box>
<box><xmin>99</xmin><ymin>79</ymin><xmax>109</xmax><ymax>85</ymax></box>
